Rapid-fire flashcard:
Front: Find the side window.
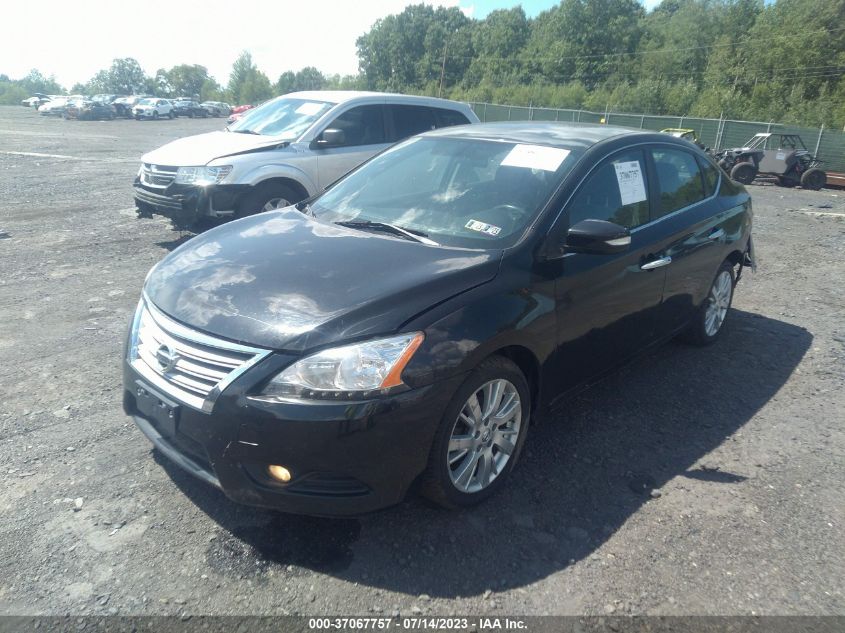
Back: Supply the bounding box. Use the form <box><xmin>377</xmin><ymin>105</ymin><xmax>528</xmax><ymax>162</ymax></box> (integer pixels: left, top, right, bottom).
<box><xmin>433</xmin><ymin>108</ymin><xmax>471</xmax><ymax>128</ymax></box>
<box><xmin>697</xmin><ymin>155</ymin><xmax>721</xmax><ymax>196</ymax></box>
<box><xmin>651</xmin><ymin>148</ymin><xmax>706</xmax><ymax>217</ymax></box>
<box><xmin>390</xmin><ymin>105</ymin><xmax>436</xmax><ymax>141</ymax></box>
<box><xmin>325</xmin><ymin>105</ymin><xmax>386</xmax><ymax>147</ymax></box>
<box><xmin>567</xmin><ymin>150</ymin><xmax>650</xmax><ymax>229</ymax></box>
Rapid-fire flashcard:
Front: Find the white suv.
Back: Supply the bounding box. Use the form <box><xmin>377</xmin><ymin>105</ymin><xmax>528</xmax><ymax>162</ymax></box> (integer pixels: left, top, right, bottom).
<box><xmin>133</xmin><ymin>98</ymin><xmax>175</xmax><ymax>120</ymax></box>
<box><xmin>133</xmin><ymin>91</ymin><xmax>479</xmax><ymax>228</ymax></box>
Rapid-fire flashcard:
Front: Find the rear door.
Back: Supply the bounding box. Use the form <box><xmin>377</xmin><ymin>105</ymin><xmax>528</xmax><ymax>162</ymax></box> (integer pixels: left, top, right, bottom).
<box><xmin>552</xmin><ymin>148</ymin><xmax>669</xmax><ymax>391</ymax></box>
<box><xmin>644</xmin><ymin>146</ymin><xmax>729</xmax><ymax>335</ymax></box>
<box><xmin>314</xmin><ymin>104</ymin><xmax>391</xmax><ymax>188</ymax></box>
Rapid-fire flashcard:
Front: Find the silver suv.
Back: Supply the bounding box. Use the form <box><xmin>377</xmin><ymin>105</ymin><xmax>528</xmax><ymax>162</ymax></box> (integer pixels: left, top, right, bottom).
<box><xmin>133</xmin><ymin>91</ymin><xmax>479</xmax><ymax>229</ymax></box>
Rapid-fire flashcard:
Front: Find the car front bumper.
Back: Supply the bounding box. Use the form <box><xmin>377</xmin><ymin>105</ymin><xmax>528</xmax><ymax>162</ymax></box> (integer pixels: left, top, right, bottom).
<box><xmin>133</xmin><ymin>181</ymin><xmax>248</xmax><ymax>228</ymax></box>
<box><xmin>122</xmin><ymin>359</ymin><xmax>462</xmax><ymax>516</ymax></box>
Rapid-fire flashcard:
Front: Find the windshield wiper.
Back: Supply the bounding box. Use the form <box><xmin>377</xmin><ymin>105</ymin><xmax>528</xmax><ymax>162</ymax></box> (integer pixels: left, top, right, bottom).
<box><xmin>334</xmin><ymin>220</ymin><xmax>438</xmax><ymax>245</ymax></box>
<box><xmin>232</xmin><ymin>129</ymin><xmax>259</xmax><ymax>135</ymax></box>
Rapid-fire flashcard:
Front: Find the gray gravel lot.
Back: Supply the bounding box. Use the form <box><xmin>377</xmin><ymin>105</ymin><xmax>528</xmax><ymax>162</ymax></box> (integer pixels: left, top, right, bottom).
<box><xmin>0</xmin><ymin>105</ymin><xmax>843</xmax><ymax>617</ymax></box>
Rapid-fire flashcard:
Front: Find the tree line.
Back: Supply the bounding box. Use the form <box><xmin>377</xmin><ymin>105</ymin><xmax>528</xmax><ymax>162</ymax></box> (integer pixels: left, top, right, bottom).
<box><xmin>2</xmin><ymin>0</ymin><xmax>843</xmax><ymax>128</ymax></box>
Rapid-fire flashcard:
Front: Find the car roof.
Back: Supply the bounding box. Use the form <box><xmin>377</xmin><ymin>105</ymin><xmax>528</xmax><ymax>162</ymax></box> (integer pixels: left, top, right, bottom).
<box><xmin>422</xmin><ymin>121</ymin><xmax>645</xmax><ymax>150</ymax></box>
<box><xmin>283</xmin><ymin>90</ymin><xmax>471</xmax><ymax>109</ymax></box>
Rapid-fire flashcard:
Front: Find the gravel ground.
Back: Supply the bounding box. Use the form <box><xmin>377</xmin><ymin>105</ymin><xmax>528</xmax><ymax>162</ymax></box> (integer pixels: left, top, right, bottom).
<box><xmin>0</xmin><ymin>105</ymin><xmax>843</xmax><ymax>618</ymax></box>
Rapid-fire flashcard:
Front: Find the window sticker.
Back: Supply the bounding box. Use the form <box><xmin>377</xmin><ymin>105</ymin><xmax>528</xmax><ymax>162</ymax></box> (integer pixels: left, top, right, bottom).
<box><xmin>501</xmin><ymin>144</ymin><xmax>570</xmax><ymax>172</ymax></box>
<box><xmin>613</xmin><ymin>161</ymin><xmax>648</xmax><ymax>206</ymax></box>
<box><xmin>295</xmin><ymin>102</ymin><xmax>325</xmax><ymax>116</ymax></box>
<box><xmin>465</xmin><ymin>219</ymin><xmax>502</xmax><ymax>236</ymax></box>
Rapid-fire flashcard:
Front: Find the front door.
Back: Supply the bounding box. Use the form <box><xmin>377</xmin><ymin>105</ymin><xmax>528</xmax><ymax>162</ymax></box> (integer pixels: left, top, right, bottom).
<box><xmin>314</xmin><ymin>104</ymin><xmax>391</xmax><ymax>189</ymax></box>
<box><xmin>552</xmin><ymin>148</ymin><xmax>669</xmax><ymax>392</ymax></box>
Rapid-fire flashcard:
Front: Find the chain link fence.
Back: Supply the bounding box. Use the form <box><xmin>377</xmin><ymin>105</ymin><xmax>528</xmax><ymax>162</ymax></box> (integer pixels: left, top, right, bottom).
<box><xmin>469</xmin><ymin>102</ymin><xmax>845</xmax><ymax>175</ymax></box>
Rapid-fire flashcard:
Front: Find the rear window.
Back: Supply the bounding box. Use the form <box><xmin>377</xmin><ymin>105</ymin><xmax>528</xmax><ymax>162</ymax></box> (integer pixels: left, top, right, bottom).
<box><xmin>433</xmin><ymin>108</ymin><xmax>471</xmax><ymax>128</ymax></box>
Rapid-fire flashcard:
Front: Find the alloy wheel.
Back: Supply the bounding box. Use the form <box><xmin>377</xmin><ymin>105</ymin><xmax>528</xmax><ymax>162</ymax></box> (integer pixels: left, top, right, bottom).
<box><xmin>704</xmin><ymin>270</ymin><xmax>732</xmax><ymax>337</ymax></box>
<box><xmin>261</xmin><ymin>198</ymin><xmax>290</xmax><ymax>212</ymax></box>
<box><xmin>447</xmin><ymin>379</ymin><xmax>521</xmax><ymax>494</ymax></box>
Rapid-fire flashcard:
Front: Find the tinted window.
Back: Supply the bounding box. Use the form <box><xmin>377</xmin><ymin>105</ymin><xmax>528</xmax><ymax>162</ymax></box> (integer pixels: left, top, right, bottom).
<box><xmin>697</xmin><ymin>155</ymin><xmax>721</xmax><ymax>196</ymax></box>
<box><xmin>568</xmin><ymin>150</ymin><xmax>650</xmax><ymax>229</ymax></box>
<box><xmin>390</xmin><ymin>105</ymin><xmax>436</xmax><ymax>140</ymax></box>
<box><xmin>651</xmin><ymin>148</ymin><xmax>705</xmax><ymax>217</ymax></box>
<box><xmin>433</xmin><ymin>108</ymin><xmax>471</xmax><ymax>128</ymax></box>
<box><xmin>327</xmin><ymin>105</ymin><xmax>386</xmax><ymax>147</ymax></box>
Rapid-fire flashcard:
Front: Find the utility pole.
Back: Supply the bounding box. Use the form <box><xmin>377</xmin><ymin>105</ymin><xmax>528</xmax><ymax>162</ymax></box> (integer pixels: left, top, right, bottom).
<box><xmin>438</xmin><ymin>39</ymin><xmax>448</xmax><ymax>98</ymax></box>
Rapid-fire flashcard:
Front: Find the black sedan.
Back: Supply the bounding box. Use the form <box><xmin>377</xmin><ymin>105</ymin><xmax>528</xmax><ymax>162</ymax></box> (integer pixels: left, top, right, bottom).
<box><xmin>172</xmin><ymin>100</ymin><xmax>208</xmax><ymax>118</ymax></box>
<box><xmin>64</xmin><ymin>101</ymin><xmax>116</xmax><ymax>121</ymax></box>
<box><xmin>123</xmin><ymin>123</ymin><xmax>754</xmax><ymax>515</ymax></box>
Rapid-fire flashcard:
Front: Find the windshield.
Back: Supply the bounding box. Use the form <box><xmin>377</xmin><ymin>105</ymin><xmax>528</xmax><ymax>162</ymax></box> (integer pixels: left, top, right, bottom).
<box><xmin>138</xmin><ymin>99</ymin><xmax>154</xmax><ymax>105</ymax></box>
<box><xmin>227</xmin><ymin>96</ymin><xmax>333</xmax><ymax>138</ymax></box>
<box><xmin>311</xmin><ymin>137</ymin><xmax>576</xmax><ymax>249</ymax></box>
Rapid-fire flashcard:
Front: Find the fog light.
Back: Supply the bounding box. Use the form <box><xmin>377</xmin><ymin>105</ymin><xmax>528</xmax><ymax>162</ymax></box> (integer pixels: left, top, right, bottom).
<box><xmin>268</xmin><ymin>465</ymin><xmax>292</xmax><ymax>483</ymax></box>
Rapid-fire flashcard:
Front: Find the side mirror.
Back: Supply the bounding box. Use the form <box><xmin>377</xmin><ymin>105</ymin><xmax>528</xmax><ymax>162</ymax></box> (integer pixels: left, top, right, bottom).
<box><xmin>317</xmin><ymin>128</ymin><xmax>345</xmax><ymax>147</ymax></box>
<box><xmin>565</xmin><ymin>219</ymin><xmax>631</xmax><ymax>255</ymax></box>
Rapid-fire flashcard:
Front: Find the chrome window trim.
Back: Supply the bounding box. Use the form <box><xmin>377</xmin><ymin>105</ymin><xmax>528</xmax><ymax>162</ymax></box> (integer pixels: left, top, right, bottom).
<box><xmin>130</xmin><ymin>296</ymin><xmax>273</xmax><ymax>413</ymax></box>
<box><xmin>550</xmin><ymin>140</ymin><xmax>721</xmax><ymax>236</ymax></box>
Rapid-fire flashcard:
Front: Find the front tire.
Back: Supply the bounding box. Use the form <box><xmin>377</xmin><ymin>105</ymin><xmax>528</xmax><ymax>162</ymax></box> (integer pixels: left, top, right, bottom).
<box><xmin>153</xmin><ymin>111</ymin><xmax>159</xmax><ymax>120</ymax></box>
<box><xmin>681</xmin><ymin>260</ymin><xmax>735</xmax><ymax>346</ymax></box>
<box><xmin>237</xmin><ymin>183</ymin><xmax>301</xmax><ymax>218</ymax></box>
<box><xmin>421</xmin><ymin>356</ymin><xmax>530</xmax><ymax>509</ymax></box>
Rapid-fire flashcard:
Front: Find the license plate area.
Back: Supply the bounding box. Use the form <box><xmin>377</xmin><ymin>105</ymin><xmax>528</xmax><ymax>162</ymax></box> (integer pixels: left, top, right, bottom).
<box><xmin>134</xmin><ymin>380</ymin><xmax>180</xmax><ymax>438</ymax></box>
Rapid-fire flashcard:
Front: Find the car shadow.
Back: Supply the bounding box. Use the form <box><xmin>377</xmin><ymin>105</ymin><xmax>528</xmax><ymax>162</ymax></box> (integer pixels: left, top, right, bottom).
<box><xmin>155</xmin><ymin>308</ymin><xmax>811</xmax><ymax>598</ymax></box>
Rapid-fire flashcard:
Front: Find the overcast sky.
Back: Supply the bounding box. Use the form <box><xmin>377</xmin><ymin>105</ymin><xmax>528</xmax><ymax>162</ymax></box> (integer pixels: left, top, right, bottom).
<box><xmin>2</xmin><ymin>0</ymin><xmax>663</xmax><ymax>88</ymax></box>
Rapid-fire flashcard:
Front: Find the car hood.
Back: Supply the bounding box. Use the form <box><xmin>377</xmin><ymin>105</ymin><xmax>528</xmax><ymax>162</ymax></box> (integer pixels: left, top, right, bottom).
<box><xmin>144</xmin><ymin>209</ymin><xmax>502</xmax><ymax>351</ymax></box>
<box><xmin>141</xmin><ymin>130</ymin><xmax>284</xmax><ymax>166</ymax></box>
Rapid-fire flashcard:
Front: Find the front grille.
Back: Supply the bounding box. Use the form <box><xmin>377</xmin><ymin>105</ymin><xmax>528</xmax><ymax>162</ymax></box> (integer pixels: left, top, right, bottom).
<box><xmin>129</xmin><ymin>300</ymin><xmax>271</xmax><ymax>412</ymax></box>
<box><xmin>140</xmin><ymin>163</ymin><xmax>178</xmax><ymax>188</ymax></box>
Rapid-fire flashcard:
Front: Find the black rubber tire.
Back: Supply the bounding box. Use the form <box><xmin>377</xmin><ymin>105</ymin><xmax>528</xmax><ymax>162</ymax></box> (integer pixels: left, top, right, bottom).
<box><xmin>800</xmin><ymin>168</ymin><xmax>826</xmax><ymax>191</ymax></box>
<box><xmin>680</xmin><ymin>260</ymin><xmax>736</xmax><ymax>347</ymax></box>
<box><xmin>168</xmin><ymin>111</ymin><xmax>174</xmax><ymax>120</ymax></box>
<box><xmin>420</xmin><ymin>356</ymin><xmax>531</xmax><ymax>509</ymax></box>
<box><xmin>730</xmin><ymin>162</ymin><xmax>756</xmax><ymax>185</ymax></box>
<box><xmin>237</xmin><ymin>183</ymin><xmax>302</xmax><ymax>218</ymax></box>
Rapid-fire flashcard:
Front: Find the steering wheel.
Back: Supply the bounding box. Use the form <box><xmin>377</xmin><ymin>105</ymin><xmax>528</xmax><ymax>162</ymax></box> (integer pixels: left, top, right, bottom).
<box><xmin>469</xmin><ymin>204</ymin><xmax>523</xmax><ymax>238</ymax></box>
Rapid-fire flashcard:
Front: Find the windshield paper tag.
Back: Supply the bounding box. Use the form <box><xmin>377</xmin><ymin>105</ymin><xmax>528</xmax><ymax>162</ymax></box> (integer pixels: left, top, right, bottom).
<box><xmin>613</xmin><ymin>161</ymin><xmax>647</xmax><ymax>206</ymax></box>
<box><xmin>501</xmin><ymin>144</ymin><xmax>570</xmax><ymax>172</ymax></box>
<box><xmin>295</xmin><ymin>102</ymin><xmax>325</xmax><ymax>115</ymax></box>
<box><xmin>466</xmin><ymin>220</ymin><xmax>501</xmax><ymax>236</ymax></box>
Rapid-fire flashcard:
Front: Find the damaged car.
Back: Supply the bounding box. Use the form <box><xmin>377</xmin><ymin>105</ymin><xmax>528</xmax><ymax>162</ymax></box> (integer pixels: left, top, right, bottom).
<box><xmin>124</xmin><ymin>122</ymin><xmax>754</xmax><ymax>515</ymax></box>
<box><xmin>132</xmin><ymin>91</ymin><xmax>479</xmax><ymax>229</ymax></box>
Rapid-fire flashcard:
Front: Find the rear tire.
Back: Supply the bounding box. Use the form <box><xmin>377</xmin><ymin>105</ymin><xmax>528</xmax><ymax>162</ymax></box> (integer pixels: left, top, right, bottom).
<box><xmin>421</xmin><ymin>356</ymin><xmax>531</xmax><ymax>509</ymax></box>
<box><xmin>800</xmin><ymin>168</ymin><xmax>826</xmax><ymax>191</ymax></box>
<box><xmin>730</xmin><ymin>162</ymin><xmax>756</xmax><ymax>185</ymax></box>
<box><xmin>681</xmin><ymin>260</ymin><xmax>735</xmax><ymax>346</ymax></box>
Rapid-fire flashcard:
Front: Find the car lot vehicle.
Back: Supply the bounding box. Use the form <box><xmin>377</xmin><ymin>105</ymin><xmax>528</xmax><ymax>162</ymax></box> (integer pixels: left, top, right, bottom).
<box><xmin>133</xmin><ymin>91</ymin><xmax>479</xmax><ymax>228</ymax></box>
<box><xmin>124</xmin><ymin>122</ymin><xmax>754</xmax><ymax>516</ymax></box>
<box><xmin>37</xmin><ymin>96</ymin><xmax>78</xmax><ymax>116</ymax></box>
<box><xmin>713</xmin><ymin>133</ymin><xmax>826</xmax><ymax>189</ymax></box>
<box><xmin>134</xmin><ymin>98</ymin><xmax>175</xmax><ymax>120</ymax></box>
<box><xmin>64</xmin><ymin>100</ymin><xmax>116</xmax><ymax>120</ymax></box>
<box><xmin>227</xmin><ymin>104</ymin><xmax>254</xmax><ymax>124</ymax></box>
<box><xmin>200</xmin><ymin>101</ymin><xmax>230</xmax><ymax>117</ymax></box>
<box><xmin>113</xmin><ymin>95</ymin><xmax>149</xmax><ymax>118</ymax></box>
<box><xmin>22</xmin><ymin>93</ymin><xmax>52</xmax><ymax>108</ymax></box>
<box><xmin>172</xmin><ymin>99</ymin><xmax>208</xmax><ymax>118</ymax></box>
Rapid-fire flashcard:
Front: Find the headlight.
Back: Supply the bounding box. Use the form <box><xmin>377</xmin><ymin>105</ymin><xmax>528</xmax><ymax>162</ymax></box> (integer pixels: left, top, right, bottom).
<box><xmin>174</xmin><ymin>165</ymin><xmax>233</xmax><ymax>186</ymax></box>
<box><xmin>259</xmin><ymin>332</ymin><xmax>424</xmax><ymax>400</ymax></box>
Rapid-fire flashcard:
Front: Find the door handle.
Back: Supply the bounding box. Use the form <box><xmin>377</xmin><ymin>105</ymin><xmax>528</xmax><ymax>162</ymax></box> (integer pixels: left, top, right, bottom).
<box><xmin>640</xmin><ymin>256</ymin><xmax>672</xmax><ymax>271</ymax></box>
<box><xmin>708</xmin><ymin>228</ymin><xmax>726</xmax><ymax>241</ymax></box>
